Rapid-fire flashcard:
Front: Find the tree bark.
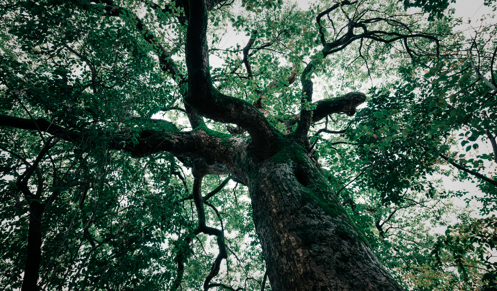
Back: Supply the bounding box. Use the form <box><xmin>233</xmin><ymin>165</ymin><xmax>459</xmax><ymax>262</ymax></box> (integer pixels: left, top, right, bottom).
<box><xmin>22</xmin><ymin>201</ymin><xmax>45</xmax><ymax>291</ymax></box>
<box><xmin>247</xmin><ymin>143</ymin><xmax>402</xmax><ymax>290</ymax></box>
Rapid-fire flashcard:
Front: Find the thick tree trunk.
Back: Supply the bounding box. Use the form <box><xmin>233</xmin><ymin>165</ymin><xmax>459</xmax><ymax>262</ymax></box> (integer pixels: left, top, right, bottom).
<box><xmin>22</xmin><ymin>201</ymin><xmax>45</xmax><ymax>291</ymax></box>
<box><xmin>247</xmin><ymin>143</ymin><xmax>402</xmax><ymax>291</ymax></box>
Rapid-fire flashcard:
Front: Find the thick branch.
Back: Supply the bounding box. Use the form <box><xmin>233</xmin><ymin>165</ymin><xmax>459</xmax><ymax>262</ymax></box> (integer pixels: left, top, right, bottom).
<box><xmin>16</xmin><ymin>139</ymin><xmax>53</xmax><ymax>199</ymax></box>
<box><xmin>293</xmin><ymin>38</ymin><xmax>365</xmax><ymax>143</ymax></box>
<box><xmin>284</xmin><ymin>92</ymin><xmax>366</xmax><ymax>138</ymax></box>
<box><xmin>81</xmin><ymin>1</ymin><xmax>208</xmax><ymax>129</ymax></box>
<box><xmin>260</xmin><ymin>271</ymin><xmax>268</xmax><ymax>291</ymax></box>
<box><xmin>312</xmin><ymin>92</ymin><xmax>366</xmax><ymax>121</ymax></box>
<box><xmin>184</xmin><ymin>0</ymin><xmax>279</xmax><ymax>158</ymax></box>
<box><xmin>185</xmin><ymin>0</ymin><xmax>210</xmax><ymax>93</ymax></box>
<box><xmin>0</xmin><ymin>114</ymin><xmax>233</xmax><ymax>165</ymax></box>
<box><xmin>293</xmin><ymin>61</ymin><xmax>316</xmax><ymax>143</ymax></box>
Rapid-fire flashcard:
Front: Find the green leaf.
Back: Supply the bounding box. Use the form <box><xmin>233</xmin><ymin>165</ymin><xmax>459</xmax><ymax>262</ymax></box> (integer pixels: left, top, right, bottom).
<box><xmin>373</xmin><ymin>112</ymin><xmax>384</xmax><ymax>119</ymax></box>
<box><xmin>459</xmin><ymin>71</ymin><xmax>471</xmax><ymax>84</ymax></box>
<box><xmin>468</xmin><ymin>134</ymin><xmax>478</xmax><ymax>142</ymax></box>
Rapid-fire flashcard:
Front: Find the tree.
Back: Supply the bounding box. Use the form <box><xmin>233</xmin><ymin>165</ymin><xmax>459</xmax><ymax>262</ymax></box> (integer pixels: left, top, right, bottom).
<box><xmin>0</xmin><ymin>0</ymin><xmax>496</xmax><ymax>290</ymax></box>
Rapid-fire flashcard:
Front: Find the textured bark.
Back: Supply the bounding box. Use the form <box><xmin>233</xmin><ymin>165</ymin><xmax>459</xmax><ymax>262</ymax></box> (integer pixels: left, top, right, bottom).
<box><xmin>247</xmin><ymin>143</ymin><xmax>402</xmax><ymax>291</ymax></box>
<box><xmin>22</xmin><ymin>201</ymin><xmax>45</xmax><ymax>291</ymax></box>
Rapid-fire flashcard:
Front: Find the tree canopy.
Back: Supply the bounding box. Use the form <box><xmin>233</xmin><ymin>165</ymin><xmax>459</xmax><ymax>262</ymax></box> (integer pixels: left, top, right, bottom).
<box><xmin>0</xmin><ymin>0</ymin><xmax>496</xmax><ymax>290</ymax></box>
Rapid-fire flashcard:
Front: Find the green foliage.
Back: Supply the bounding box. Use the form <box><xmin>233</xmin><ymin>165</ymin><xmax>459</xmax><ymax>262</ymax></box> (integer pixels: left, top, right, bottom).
<box><xmin>402</xmin><ymin>0</ymin><xmax>456</xmax><ymax>20</ymax></box>
<box><xmin>1</xmin><ymin>0</ymin><xmax>497</xmax><ymax>290</ymax></box>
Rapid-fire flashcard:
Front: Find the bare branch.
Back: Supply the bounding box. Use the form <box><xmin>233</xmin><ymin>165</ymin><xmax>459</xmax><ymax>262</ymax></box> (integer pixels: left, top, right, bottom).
<box><xmin>191</xmin><ymin>173</ymin><xmax>227</xmax><ymax>291</ymax></box>
<box><xmin>439</xmin><ymin>152</ymin><xmax>497</xmax><ymax>186</ymax></box>
<box><xmin>181</xmin><ymin>175</ymin><xmax>231</xmax><ymax>202</ymax></box>
<box><xmin>316</xmin><ymin>1</ymin><xmax>356</xmax><ymax>46</ymax></box>
<box><xmin>314</xmin><ymin>121</ymin><xmax>354</xmax><ymax>137</ymax></box>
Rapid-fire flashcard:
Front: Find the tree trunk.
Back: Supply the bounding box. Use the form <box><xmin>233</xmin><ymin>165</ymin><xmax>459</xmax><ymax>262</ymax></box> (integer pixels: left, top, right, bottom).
<box><xmin>247</xmin><ymin>143</ymin><xmax>402</xmax><ymax>290</ymax></box>
<box><xmin>22</xmin><ymin>201</ymin><xmax>45</xmax><ymax>291</ymax></box>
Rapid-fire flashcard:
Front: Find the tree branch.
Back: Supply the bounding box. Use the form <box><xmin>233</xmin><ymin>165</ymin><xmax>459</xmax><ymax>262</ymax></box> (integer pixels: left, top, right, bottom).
<box><xmin>242</xmin><ymin>31</ymin><xmax>257</xmax><ymax>79</ymax></box>
<box><xmin>314</xmin><ymin>122</ymin><xmax>353</xmax><ymax>137</ymax></box>
<box><xmin>181</xmin><ymin>175</ymin><xmax>231</xmax><ymax>202</ymax></box>
<box><xmin>312</xmin><ymin>92</ymin><xmax>366</xmax><ymax>121</ymax></box>
<box><xmin>184</xmin><ymin>0</ymin><xmax>279</xmax><ymax>159</ymax></box>
<box><xmin>191</xmin><ymin>173</ymin><xmax>227</xmax><ymax>291</ymax></box>
<box><xmin>260</xmin><ymin>270</ymin><xmax>268</xmax><ymax>291</ymax></box>
<box><xmin>439</xmin><ymin>152</ymin><xmax>497</xmax><ymax>186</ymax></box>
<box><xmin>81</xmin><ymin>1</ymin><xmax>209</xmax><ymax>129</ymax></box>
<box><xmin>316</xmin><ymin>1</ymin><xmax>356</xmax><ymax>46</ymax></box>
<box><xmin>486</xmin><ymin>129</ymin><xmax>497</xmax><ymax>163</ymax></box>
<box><xmin>293</xmin><ymin>60</ymin><xmax>316</xmax><ymax>144</ymax></box>
<box><xmin>281</xmin><ymin>93</ymin><xmax>365</xmax><ymax>142</ymax></box>
<box><xmin>0</xmin><ymin>114</ymin><xmax>235</xmax><ymax>165</ymax></box>
<box><xmin>470</xmin><ymin>58</ymin><xmax>497</xmax><ymax>91</ymax></box>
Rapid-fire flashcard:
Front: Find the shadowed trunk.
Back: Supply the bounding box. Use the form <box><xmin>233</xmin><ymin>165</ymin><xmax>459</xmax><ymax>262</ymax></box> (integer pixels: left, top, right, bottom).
<box><xmin>248</xmin><ymin>143</ymin><xmax>402</xmax><ymax>290</ymax></box>
<box><xmin>22</xmin><ymin>201</ymin><xmax>45</xmax><ymax>291</ymax></box>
